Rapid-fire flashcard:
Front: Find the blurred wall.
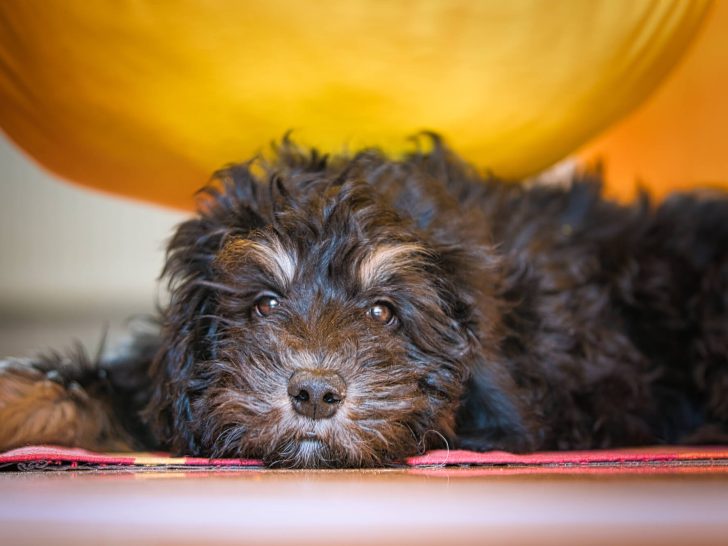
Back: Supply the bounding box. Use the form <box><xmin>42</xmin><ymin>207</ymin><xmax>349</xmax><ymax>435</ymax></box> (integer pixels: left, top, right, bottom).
<box><xmin>0</xmin><ymin>134</ymin><xmax>186</xmax><ymax>355</ymax></box>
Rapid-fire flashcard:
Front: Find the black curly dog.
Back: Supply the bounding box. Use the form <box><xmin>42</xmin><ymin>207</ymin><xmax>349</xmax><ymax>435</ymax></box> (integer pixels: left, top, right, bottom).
<box><xmin>1</xmin><ymin>138</ymin><xmax>727</xmax><ymax>467</ymax></box>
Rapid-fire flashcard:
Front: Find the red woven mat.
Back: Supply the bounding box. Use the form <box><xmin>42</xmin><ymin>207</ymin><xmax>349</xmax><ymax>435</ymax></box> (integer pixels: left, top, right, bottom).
<box><xmin>2</xmin><ymin>445</ymin><xmax>728</xmax><ymax>472</ymax></box>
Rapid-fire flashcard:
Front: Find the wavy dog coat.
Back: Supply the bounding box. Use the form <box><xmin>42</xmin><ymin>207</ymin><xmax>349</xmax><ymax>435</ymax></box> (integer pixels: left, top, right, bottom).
<box><xmin>1</xmin><ymin>141</ymin><xmax>727</xmax><ymax>467</ymax></box>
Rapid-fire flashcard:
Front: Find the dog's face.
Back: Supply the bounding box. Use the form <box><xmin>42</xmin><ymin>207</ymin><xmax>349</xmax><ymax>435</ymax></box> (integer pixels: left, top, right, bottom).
<box><xmin>148</xmin><ymin>152</ymin><xmax>498</xmax><ymax>467</ymax></box>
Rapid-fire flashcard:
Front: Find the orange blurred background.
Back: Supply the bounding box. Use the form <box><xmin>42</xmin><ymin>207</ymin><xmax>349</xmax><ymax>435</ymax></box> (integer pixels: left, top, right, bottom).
<box><xmin>0</xmin><ymin>0</ymin><xmax>726</xmax><ymax>210</ymax></box>
<box><xmin>579</xmin><ymin>0</ymin><xmax>728</xmax><ymax>201</ymax></box>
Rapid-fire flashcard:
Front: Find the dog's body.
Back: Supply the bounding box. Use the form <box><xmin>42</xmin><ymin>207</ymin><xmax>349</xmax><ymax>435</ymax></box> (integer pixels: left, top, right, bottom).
<box><xmin>2</xmin><ymin>140</ymin><xmax>727</xmax><ymax>467</ymax></box>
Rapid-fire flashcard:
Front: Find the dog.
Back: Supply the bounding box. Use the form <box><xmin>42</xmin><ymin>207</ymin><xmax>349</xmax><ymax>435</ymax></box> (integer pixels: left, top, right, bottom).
<box><xmin>1</xmin><ymin>137</ymin><xmax>727</xmax><ymax>468</ymax></box>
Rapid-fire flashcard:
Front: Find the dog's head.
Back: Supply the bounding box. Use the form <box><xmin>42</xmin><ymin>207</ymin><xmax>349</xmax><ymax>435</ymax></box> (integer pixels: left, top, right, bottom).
<box><xmin>146</xmin><ymin>144</ymin><xmax>507</xmax><ymax>467</ymax></box>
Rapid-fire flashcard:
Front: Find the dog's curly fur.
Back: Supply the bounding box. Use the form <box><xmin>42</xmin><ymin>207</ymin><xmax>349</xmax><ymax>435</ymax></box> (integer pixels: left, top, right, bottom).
<box><xmin>2</xmin><ymin>137</ymin><xmax>728</xmax><ymax>467</ymax></box>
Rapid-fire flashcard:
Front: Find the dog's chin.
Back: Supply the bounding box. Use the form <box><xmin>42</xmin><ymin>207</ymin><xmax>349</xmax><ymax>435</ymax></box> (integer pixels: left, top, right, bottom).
<box><xmin>280</xmin><ymin>438</ymin><xmax>334</xmax><ymax>469</ymax></box>
<box><xmin>260</xmin><ymin>438</ymin><xmax>378</xmax><ymax>469</ymax></box>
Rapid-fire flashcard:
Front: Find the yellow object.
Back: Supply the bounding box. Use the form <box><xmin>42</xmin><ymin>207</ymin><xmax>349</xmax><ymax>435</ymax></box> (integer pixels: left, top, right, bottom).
<box><xmin>579</xmin><ymin>0</ymin><xmax>728</xmax><ymax>201</ymax></box>
<box><xmin>0</xmin><ymin>1</ymin><xmax>711</xmax><ymax>209</ymax></box>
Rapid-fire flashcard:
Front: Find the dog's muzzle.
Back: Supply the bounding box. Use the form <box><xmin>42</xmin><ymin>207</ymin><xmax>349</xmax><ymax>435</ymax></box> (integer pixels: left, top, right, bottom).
<box><xmin>287</xmin><ymin>369</ymin><xmax>346</xmax><ymax>420</ymax></box>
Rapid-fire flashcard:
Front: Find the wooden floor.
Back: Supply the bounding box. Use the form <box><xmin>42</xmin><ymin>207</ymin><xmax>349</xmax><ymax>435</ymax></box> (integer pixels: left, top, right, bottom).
<box><xmin>2</xmin><ymin>467</ymin><xmax>728</xmax><ymax>545</ymax></box>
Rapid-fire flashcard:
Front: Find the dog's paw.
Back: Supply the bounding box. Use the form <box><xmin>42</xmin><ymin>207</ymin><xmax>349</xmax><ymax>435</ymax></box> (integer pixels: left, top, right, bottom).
<box><xmin>0</xmin><ymin>359</ymin><xmax>50</xmax><ymax>403</ymax></box>
<box><xmin>0</xmin><ymin>357</ymin><xmax>128</xmax><ymax>452</ymax></box>
<box><xmin>455</xmin><ymin>433</ymin><xmax>537</xmax><ymax>454</ymax></box>
<box><xmin>679</xmin><ymin>423</ymin><xmax>728</xmax><ymax>445</ymax></box>
<box><xmin>0</xmin><ymin>357</ymin><xmax>39</xmax><ymax>374</ymax></box>
<box><xmin>0</xmin><ymin>357</ymin><xmax>86</xmax><ymax>397</ymax></box>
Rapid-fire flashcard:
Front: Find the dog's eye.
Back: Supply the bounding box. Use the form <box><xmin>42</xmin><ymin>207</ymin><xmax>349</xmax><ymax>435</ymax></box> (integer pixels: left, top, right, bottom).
<box><xmin>368</xmin><ymin>302</ymin><xmax>395</xmax><ymax>325</ymax></box>
<box><xmin>254</xmin><ymin>295</ymin><xmax>280</xmax><ymax>317</ymax></box>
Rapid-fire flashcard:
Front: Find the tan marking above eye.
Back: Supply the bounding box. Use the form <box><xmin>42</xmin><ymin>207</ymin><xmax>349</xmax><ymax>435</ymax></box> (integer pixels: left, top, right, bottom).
<box><xmin>217</xmin><ymin>237</ymin><xmax>297</xmax><ymax>288</ymax></box>
<box><xmin>357</xmin><ymin>243</ymin><xmax>429</xmax><ymax>290</ymax></box>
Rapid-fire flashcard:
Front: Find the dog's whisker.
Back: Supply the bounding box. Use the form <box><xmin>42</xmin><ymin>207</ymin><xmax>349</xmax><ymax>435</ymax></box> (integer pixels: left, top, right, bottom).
<box><xmin>420</xmin><ymin>429</ymin><xmax>450</xmax><ymax>456</ymax></box>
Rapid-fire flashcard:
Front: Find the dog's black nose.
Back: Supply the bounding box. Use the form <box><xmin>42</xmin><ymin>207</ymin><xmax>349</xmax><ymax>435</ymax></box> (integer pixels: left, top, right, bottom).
<box><xmin>288</xmin><ymin>370</ymin><xmax>346</xmax><ymax>420</ymax></box>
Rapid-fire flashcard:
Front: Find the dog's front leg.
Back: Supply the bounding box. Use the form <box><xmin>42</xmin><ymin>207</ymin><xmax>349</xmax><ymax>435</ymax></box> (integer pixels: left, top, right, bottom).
<box><xmin>0</xmin><ymin>356</ymin><xmax>135</xmax><ymax>452</ymax></box>
<box><xmin>454</xmin><ymin>362</ymin><xmax>541</xmax><ymax>454</ymax></box>
<box><xmin>0</xmin><ymin>328</ymin><xmax>161</xmax><ymax>453</ymax></box>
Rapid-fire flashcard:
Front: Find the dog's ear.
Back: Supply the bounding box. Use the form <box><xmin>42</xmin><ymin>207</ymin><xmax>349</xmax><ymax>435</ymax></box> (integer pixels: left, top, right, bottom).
<box><xmin>431</xmin><ymin>242</ymin><xmax>539</xmax><ymax>453</ymax></box>
<box><xmin>143</xmin><ymin>164</ymin><xmax>270</xmax><ymax>454</ymax></box>
<box><xmin>454</xmin><ymin>361</ymin><xmax>539</xmax><ymax>453</ymax></box>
